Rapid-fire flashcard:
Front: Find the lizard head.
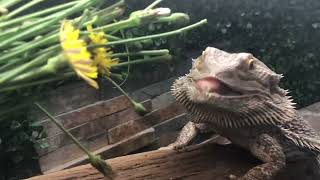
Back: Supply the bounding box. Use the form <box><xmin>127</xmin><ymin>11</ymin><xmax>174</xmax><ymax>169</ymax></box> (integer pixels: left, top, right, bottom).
<box><xmin>172</xmin><ymin>47</ymin><xmax>291</xmax><ymax>113</ymax></box>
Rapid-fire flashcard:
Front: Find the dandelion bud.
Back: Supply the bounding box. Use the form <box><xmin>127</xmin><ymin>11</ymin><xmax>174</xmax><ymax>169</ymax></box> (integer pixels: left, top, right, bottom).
<box><xmin>89</xmin><ymin>154</ymin><xmax>115</xmax><ymax>179</ymax></box>
<box><xmin>132</xmin><ymin>101</ymin><xmax>148</xmax><ymax>116</ymax></box>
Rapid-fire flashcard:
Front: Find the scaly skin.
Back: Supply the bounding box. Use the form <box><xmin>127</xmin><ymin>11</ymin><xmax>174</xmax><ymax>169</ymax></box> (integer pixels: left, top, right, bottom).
<box><xmin>162</xmin><ymin>47</ymin><xmax>320</xmax><ymax>180</ymax></box>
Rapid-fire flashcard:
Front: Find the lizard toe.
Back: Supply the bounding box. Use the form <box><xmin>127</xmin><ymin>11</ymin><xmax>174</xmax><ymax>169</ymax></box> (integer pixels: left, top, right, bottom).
<box><xmin>228</xmin><ymin>174</ymin><xmax>240</xmax><ymax>180</ymax></box>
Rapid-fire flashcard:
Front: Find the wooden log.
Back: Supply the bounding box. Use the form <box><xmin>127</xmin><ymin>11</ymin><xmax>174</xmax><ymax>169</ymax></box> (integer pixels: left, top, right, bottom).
<box><xmin>28</xmin><ymin>142</ymin><xmax>260</xmax><ymax>180</ymax></box>
<box><xmin>27</xmin><ymin>139</ymin><xmax>320</xmax><ymax>180</ymax></box>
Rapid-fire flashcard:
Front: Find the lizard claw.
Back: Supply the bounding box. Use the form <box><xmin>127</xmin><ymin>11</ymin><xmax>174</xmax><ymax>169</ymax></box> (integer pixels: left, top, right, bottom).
<box><xmin>228</xmin><ymin>174</ymin><xmax>239</xmax><ymax>180</ymax></box>
<box><xmin>158</xmin><ymin>143</ymin><xmax>188</xmax><ymax>152</ymax></box>
<box><xmin>158</xmin><ymin>146</ymin><xmax>174</xmax><ymax>150</ymax></box>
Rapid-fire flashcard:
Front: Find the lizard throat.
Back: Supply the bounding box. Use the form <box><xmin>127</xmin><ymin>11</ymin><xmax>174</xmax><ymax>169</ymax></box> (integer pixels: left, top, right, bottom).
<box><xmin>171</xmin><ymin>76</ymin><xmax>298</xmax><ymax>128</ymax></box>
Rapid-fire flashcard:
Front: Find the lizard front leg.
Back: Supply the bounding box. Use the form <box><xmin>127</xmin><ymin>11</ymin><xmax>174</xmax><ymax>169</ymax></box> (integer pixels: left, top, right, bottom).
<box><xmin>234</xmin><ymin>134</ymin><xmax>286</xmax><ymax>180</ymax></box>
<box><xmin>160</xmin><ymin>121</ymin><xmax>212</xmax><ymax>150</ymax></box>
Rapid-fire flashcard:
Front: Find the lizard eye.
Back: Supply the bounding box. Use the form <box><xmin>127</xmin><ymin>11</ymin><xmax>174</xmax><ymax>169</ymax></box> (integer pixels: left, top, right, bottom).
<box><xmin>246</xmin><ymin>58</ymin><xmax>255</xmax><ymax>70</ymax></box>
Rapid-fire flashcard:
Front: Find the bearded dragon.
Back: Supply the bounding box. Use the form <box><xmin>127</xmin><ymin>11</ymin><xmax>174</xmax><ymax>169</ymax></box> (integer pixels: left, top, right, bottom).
<box><xmin>162</xmin><ymin>47</ymin><xmax>320</xmax><ymax>180</ymax></box>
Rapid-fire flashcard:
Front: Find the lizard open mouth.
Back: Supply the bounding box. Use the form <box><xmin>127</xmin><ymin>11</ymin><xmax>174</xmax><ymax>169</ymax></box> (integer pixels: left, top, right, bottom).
<box><xmin>195</xmin><ymin>77</ymin><xmax>242</xmax><ymax>96</ymax></box>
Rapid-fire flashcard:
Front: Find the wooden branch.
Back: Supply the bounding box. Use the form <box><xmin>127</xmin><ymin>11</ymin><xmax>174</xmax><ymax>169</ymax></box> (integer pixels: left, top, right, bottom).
<box><xmin>28</xmin><ymin>142</ymin><xmax>260</xmax><ymax>180</ymax></box>
<box><xmin>28</xmin><ymin>140</ymin><xmax>320</xmax><ymax>180</ymax></box>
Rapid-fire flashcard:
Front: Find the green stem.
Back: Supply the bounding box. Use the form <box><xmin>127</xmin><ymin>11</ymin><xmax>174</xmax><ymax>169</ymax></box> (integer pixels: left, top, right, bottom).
<box><xmin>0</xmin><ymin>6</ymin><xmax>7</xmax><ymax>16</ymax></box>
<box><xmin>0</xmin><ymin>44</ymin><xmax>59</xmax><ymax>72</ymax></box>
<box><xmin>92</xmin><ymin>0</ymin><xmax>167</xmax><ymax>32</ymax></box>
<box><xmin>0</xmin><ymin>18</ymin><xmax>57</xmax><ymax>49</ymax></box>
<box><xmin>0</xmin><ymin>58</ymin><xmax>20</xmax><ymax>72</ymax></box>
<box><xmin>144</xmin><ymin>0</ymin><xmax>163</xmax><ymax>10</ymax></box>
<box><xmin>80</xmin><ymin>31</ymin><xmax>121</xmax><ymax>41</ymax></box>
<box><xmin>91</xmin><ymin>19</ymin><xmax>208</xmax><ymax>48</ymax></box>
<box><xmin>4</xmin><ymin>0</ymin><xmax>46</xmax><ymax>20</ymax></box>
<box><xmin>94</xmin><ymin>0</ymin><xmax>124</xmax><ymax>16</ymax></box>
<box><xmin>104</xmin><ymin>76</ymin><xmax>132</xmax><ymax>101</ymax></box>
<box><xmin>117</xmin><ymin>24</ymin><xmax>130</xmax><ymax>86</ymax></box>
<box><xmin>35</xmin><ymin>102</ymin><xmax>92</xmax><ymax>156</ymax></box>
<box><xmin>94</xmin><ymin>18</ymin><xmax>131</xmax><ymax>32</ymax></box>
<box><xmin>111</xmin><ymin>49</ymin><xmax>169</xmax><ymax>58</ymax></box>
<box><xmin>0</xmin><ymin>12</ymin><xmax>60</xmax><ymax>40</ymax></box>
<box><xmin>112</xmin><ymin>54</ymin><xmax>172</xmax><ymax>68</ymax></box>
<box><xmin>0</xmin><ymin>31</ymin><xmax>120</xmax><ymax>65</ymax></box>
<box><xmin>105</xmin><ymin>34</ymin><xmax>121</xmax><ymax>41</ymax></box>
<box><xmin>9</xmin><ymin>55</ymin><xmax>65</xmax><ymax>83</ymax></box>
<box><xmin>104</xmin><ymin>76</ymin><xmax>148</xmax><ymax>115</ymax></box>
<box><xmin>0</xmin><ymin>51</ymin><xmax>53</xmax><ymax>85</ymax></box>
<box><xmin>0</xmin><ymin>33</ymin><xmax>58</xmax><ymax>64</ymax></box>
<box><xmin>11</xmin><ymin>65</ymin><xmax>53</xmax><ymax>83</ymax></box>
<box><xmin>0</xmin><ymin>72</ymin><xmax>75</xmax><ymax>93</ymax></box>
<box><xmin>0</xmin><ymin>1</ymin><xmax>79</xmax><ymax>29</ymax></box>
<box><xmin>92</xmin><ymin>1</ymin><xmax>125</xmax><ymax>26</ymax></box>
<box><xmin>0</xmin><ymin>0</ymin><xmax>94</xmax><ymax>49</ymax></box>
<box><xmin>0</xmin><ymin>29</ymin><xmax>120</xmax><ymax>64</ymax></box>
<box><xmin>0</xmin><ymin>3</ymin><xmax>121</xmax><ymax>63</ymax></box>
<box><xmin>0</xmin><ymin>0</ymin><xmax>23</xmax><ymax>9</ymax></box>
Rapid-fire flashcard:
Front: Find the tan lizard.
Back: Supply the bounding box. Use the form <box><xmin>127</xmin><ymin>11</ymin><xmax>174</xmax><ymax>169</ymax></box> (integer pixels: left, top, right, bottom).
<box><xmin>162</xmin><ymin>47</ymin><xmax>320</xmax><ymax>180</ymax></box>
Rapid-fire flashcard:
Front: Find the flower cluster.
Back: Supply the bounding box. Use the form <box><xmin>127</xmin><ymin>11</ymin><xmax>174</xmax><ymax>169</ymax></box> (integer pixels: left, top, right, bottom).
<box><xmin>59</xmin><ymin>20</ymin><xmax>98</xmax><ymax>88</ymax></box>
<box><xmin>59</xmin><ymin>21</ymin><xmax>120</xmax><ymax>89</ymax></box>
<box><xmin>87</xmin><ymin>25</ymin><xmax>119</xmax><ymax>75</ymax></box>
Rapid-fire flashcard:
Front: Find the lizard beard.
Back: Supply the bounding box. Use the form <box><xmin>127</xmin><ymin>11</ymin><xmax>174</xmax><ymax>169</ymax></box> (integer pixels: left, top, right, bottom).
<box><xmin>171</xmin><ymin>75</ymin><xmax>298</xmax><ymax>128</ymax></box>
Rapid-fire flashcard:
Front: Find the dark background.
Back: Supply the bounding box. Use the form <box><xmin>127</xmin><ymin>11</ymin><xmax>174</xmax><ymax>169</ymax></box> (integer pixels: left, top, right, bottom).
<box><xmin>127</xmin><ymin>0</ymin><xmax>320</xmax><ymax>108</ymax></box>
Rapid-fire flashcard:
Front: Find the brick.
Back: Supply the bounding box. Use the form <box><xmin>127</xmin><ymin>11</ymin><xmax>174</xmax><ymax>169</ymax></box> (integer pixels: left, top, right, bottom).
<box><xmin>108</xmin><ymin>102</ymin><xmax>186</xmax><ymax>143</ymax></box>
<box><xmin>153</xmin><ymin>113</ymin><xmax>188</xmax><ymax>137</ymax></box>
<box><xmin>39</xmin><ymin>132</ymin><xmax>111</xmax><ymax>173</ymax></box>
<box><xmin>151</xmin><ymin>91</ymin><xmax>176</xmax><ymax>109</ymax></box>
<box><xmin>36</xmin><ymin>77</ymin><xmax>175</xmax><ymax>151</ymax></box>
<box><xmin>41</xmin><ymin>128</ymin><xmax>156</xmax><ymax>174</ymax></box>
<box><xmin>36</xmin><ymin>100</ymin><xmax>151</xmax><ymax>156</ymax></box>
<box><xmin>130</xmin><ymin>77</ymin><xmax>175</xmax><ymax>102</ymax></box>
<box><xmin>299</xmin><ymin>104</ymin><xmax>320</xmax><ymax>133</ymax></box>
<box><xmin>30</xmin><ymin>82</ymin><xmax>100</xmax><ymax>121</ymax></box>
<box><xmin>41</xmin><ymin>95</ymin><xmax>131</xmax><ymax>138</ymax></box>
<box><xmin>156</xmin><ymin>131</ymin><xmax>180</xmax><ymax>147</ymax></box>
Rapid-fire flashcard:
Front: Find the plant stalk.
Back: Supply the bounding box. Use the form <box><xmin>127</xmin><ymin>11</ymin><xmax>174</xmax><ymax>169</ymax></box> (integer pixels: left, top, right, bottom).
<box><xmin>4</xmin><ymin>0</ymin><xmax>46</xmax><ymax>20</ymax></box>
<box><xmin>0</xmin><ymin>51</ymin><xmax>53</xmax><ymax>85</ymax></box>
<box><xmin>0</xmin><ymin>1</ymin><xmax>79</xmax><ymax>29</ymax></box>
<box><xmin>35</xmin><ymin>102</ymin><xmax>114</xmax><ymax>179</ymax></box>
<box><xmin>0</xmin><ymin>0</ymin><xmax>94</xmax><ymax>49</ymax></box>
<box><xmin>144</xmin><ymin>0</ymin><xmax>163</xmax><ymax>10</ymax></box>
<box><xmin>111</xmin><ymin>49</ymin><xmax>169</xmax><ymax>58</ymax></box>
<box><xmin>91</xmin><ymin>19</ymin><xmax>207</xmax><ymax>48</ymax></box>
<box><xmin>112</xmin><ymin>54</ymin><xmax>172</xmax><ymax>68</ymax></box>
<box><xmin>0</xmin><ymin>33</ymin><xmax>58</xmax><ymax>64</ymax></box>
<box><xmin>0</xmin><ymin>72</ymin><xmax>75</xmax><ymax>93</ymax></box>
<box><xmin>8</xmin><ymin>55</ymin><xmax>66</xmax><ymax>83</ymax></box>
<box><xmin>0</xmin><ymin>0</ymin><xmax>23</xmax><ymax>9</ymax></box>
<box><xmin>104</xmin><ymin>76</ymin><xmax>148</xmax><ymax>115</ymax></box>
<box><xmin>34</xmin><ymin>102</ymin><xmax>92</xmax><ymax>156</ymax></box>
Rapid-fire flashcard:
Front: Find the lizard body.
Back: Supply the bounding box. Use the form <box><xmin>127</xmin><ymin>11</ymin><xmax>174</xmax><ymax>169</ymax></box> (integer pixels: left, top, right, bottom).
<box><xmin>163</xmin><ymin>47</ymin><xmax>320</xmax><ymax>180</ymax></box>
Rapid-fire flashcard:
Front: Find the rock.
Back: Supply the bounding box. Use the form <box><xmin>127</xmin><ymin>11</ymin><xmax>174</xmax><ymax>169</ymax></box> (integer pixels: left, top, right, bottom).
<box><xmin>299</xmin><ymin>102</ymin><xmax>320</xmax><ymax>131</ymax></box>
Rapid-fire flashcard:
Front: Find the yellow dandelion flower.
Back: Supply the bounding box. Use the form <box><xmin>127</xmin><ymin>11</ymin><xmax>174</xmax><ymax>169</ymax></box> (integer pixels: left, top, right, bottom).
<box><xmin>86</xmin><ymin>25</ymin><xmax>119</xmax><ymax>75</ymax></box>
<box><xmin>59</xmin><ymin>20</ymin><xmax>98</xmax><ymax>89</ymax></box>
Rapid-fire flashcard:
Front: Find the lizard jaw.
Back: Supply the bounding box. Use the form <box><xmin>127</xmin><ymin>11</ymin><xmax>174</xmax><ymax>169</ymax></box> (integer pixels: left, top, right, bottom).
<box><xmin>194</xmin><ymin>76</ymin><xmax>243</xmax><ymax>97</ymax></box>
